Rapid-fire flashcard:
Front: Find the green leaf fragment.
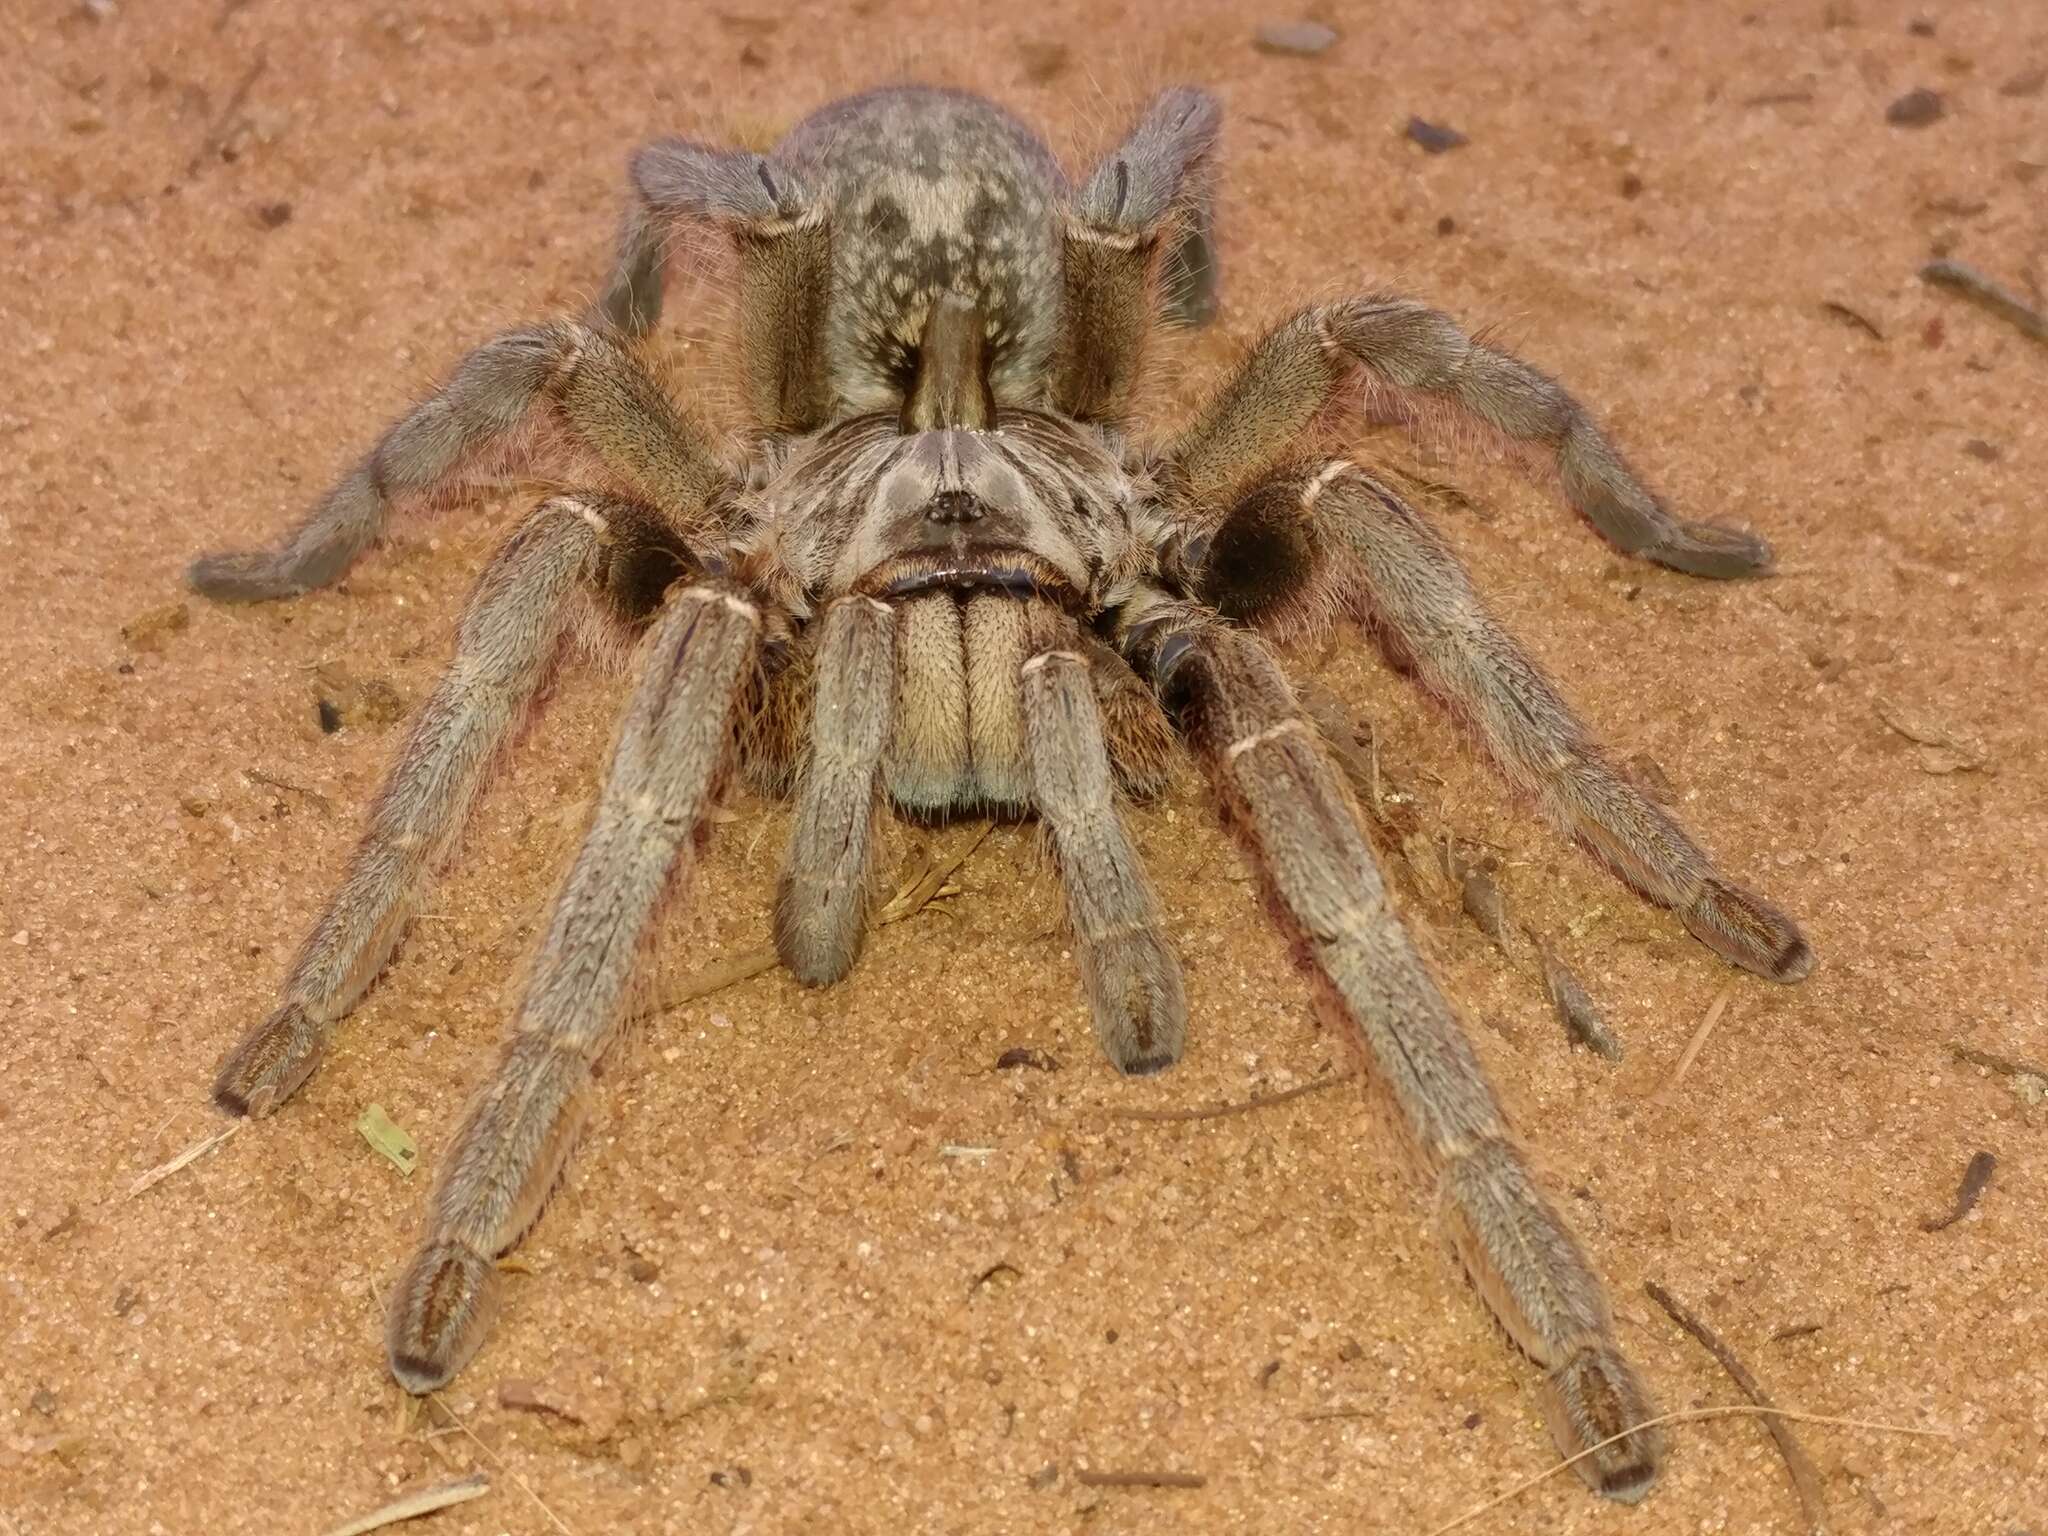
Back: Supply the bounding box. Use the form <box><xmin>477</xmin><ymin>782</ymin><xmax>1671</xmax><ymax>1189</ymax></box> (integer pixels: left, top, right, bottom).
<box><xmin>356</xmin><ymin>1103</ymin><xmax>418</xmax><ymax>1178</ymax></box>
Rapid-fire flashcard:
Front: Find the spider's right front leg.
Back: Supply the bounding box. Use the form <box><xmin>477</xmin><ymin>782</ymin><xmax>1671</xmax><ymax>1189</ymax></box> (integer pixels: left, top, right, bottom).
<box><xmin>386</xmin><ymin>577</ymin><xmax>762</xmax><ymax>1392</ymax></box>
<box><xmin>212</xmin><ymin>494</ymin><xmax>700</xmax><ymax>1118</ymax></box>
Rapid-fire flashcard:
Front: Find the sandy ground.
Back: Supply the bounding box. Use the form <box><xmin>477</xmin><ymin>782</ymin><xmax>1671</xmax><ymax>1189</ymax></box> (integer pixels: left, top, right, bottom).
<box><xmin>4</xmin><ymin>1</ymin><xmax>2046</xmax><ymax>1533</ymax></box>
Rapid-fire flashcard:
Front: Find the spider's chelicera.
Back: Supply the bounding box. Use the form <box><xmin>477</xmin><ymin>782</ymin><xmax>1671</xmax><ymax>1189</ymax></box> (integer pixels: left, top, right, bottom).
<box><xmin>195</xmin><ymin>85</ymin><xmax>1812</xmax><ymax>1502</ymax></box>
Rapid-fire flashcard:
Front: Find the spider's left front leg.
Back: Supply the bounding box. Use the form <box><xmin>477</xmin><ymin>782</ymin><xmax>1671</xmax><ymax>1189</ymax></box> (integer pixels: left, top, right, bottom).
<box><xmin>385</xmin><ymin>577</ymin><xmax>762</xmax><ymax>1392</ymax></box>
<box><xmin>1162</xmin><ymin>297</ymin><xmax>1772</xmax><ymax>578</ymax></box>
<box><xmin>1116</xmin><ymin>597</ymin><xmax>1662</xmax><ymax>1501</ymax></box>
<box><xmin>1183</xmin><ymin>461</ymin><xmax>1811</xmax><ymax>981</ymax></box>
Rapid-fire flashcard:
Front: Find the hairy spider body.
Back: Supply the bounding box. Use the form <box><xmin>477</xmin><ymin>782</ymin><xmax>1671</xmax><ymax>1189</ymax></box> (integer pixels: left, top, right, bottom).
<box><xmin>194</xmin><ymin>85</ymin><xmax>1811</xmax><ymax>1503</ymax></box>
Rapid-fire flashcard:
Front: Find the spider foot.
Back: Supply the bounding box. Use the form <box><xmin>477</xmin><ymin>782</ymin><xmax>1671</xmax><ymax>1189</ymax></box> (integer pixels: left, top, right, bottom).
<box><xmin>387</xmin><ymin>1238</ymin><xmax>502</xmax><ymax>1395</ymax></box>
<box><xmin>1637</xmin><ymin>517</ymin><xmax>1774</xmax><ymax>580</ymax></box>
<box><xmin>1086</xmin><ymin>931</ymin><xmax>1188</xmax><ymax>1077</ymax></box>
<box><xmin>1683</xmin><ymin>878</ymin><xmax>1814</xmax><ymax>983</ymax></box>
<box><xmin>1541</xmin><ymin>1344</ymin><xmax>1664</xmax><ymax>1503</ymax></box>
<box><xmin>212</xmin><ymin>1001</ymin><xmax>326</xmax><ymax>1118</ymax></box>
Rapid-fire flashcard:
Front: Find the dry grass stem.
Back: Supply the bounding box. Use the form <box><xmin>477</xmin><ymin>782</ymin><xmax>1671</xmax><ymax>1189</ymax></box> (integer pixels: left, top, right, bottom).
<box><xmin>1110</xmin><ymin>1069</ymin><xmax>1356</xmax><ymax>1123</ymax></box>
<box><xmin>1646</xmin><ymin>1279</ymin><xmax>1830</xmax><ymax>1533</ymax></box>
<box><xmin>1420</xmin><ymin>1404</ymin><xmax>1949</xmax><ymax>1536</ymax></box>
<box><xmin>1074</xmin><ymin>1468</ymin><xmax>1207</xmax><ymax>1489</ymax></box>
<box><xmin>321</xmin><ymin>1473</ymin><xmax>491</xmax><ymax>1536</ymax></box>
<box><xmin>125</xmin><ymin>1121</ymin><xmax>242</xmax><ymax>1200</ymax></box>
<box><xmin>1656</xmin><ymin>985</ymin><xmax>1735</xmax><ymax>1100</ymax></box>
<box><xmin>426</xmin><ymin>1394</ymin><xmax>573</xmax><ymax>1536</ymax></box>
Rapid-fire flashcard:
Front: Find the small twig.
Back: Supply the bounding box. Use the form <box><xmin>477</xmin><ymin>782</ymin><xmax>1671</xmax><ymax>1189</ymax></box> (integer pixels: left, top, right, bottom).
<box><xmin>640</xmin><ymin>824</ymin><xmax>990</xmax><ymax>1016</ymax></box>
<box><xmin>1645</xmin><ymin>1280</ymin><xmax>1829</xmax><ymax>1534</ymax></box>
<box><xmin>1109</xmin><ymin>1068</ymin><xmax>1355</xmax><ymax>1123</ymax></box>
<box><xmin>1820</xmin><ymin>300</ymin><xmax>1886</xmax><ymax>341</ymax></box>
<box><xmin>245</xmin><ymin>767</ymin><xmax>333</xmax><ymax>815</ymax></box>
<box><xmin>321</xmin><ymin>1473</ymin><xmax>491</xmax><ymax>1536</ymax></box>
<box><xmin>1920</xmin><ymin>1150</ymin><xmax>1996</xmax><ymax>1232</ymax></box>
<box><xmin>1920</xmin><ymin>259</ymin><xmax>2048</xmax><ymax>343</ymax></box>
<box><xmin>1074</xmin><ymin>1468</ymin><xmax>1206</xmax><ymax>1489</ymax></box>
<box><xmin>1417</xmin><ymin>1404</ymin><xmax>1948</xmax><ymax>1536</ymax></box>
<box><xmin>1655</xmin><ymin>985</ymin><xmax>1734</xmax><ymax>1100</ymax></box>
<box><xmin>187</xmin><ymin>53</ymin><xmax>267</xmax><ymax>178</ymax></box>
<box><xmin>427</xmin><ymin>1394</ymin><xmax>574</xmax><ymax>1536</ymax></box>
<box><xmin>1949</xmin><ymin>1039</ymin><xmax>2048</xmax><ymax>1084</ymax></box>
<box><xmin>125</xmin><ymin>1120</ymin><xmax>241</xmax><ymax>1199</ymax></box>
<box><xmin>1770</xmin><ymin>1321</ymin><xmax>1825</xmax><ymax>1343</ymax></box>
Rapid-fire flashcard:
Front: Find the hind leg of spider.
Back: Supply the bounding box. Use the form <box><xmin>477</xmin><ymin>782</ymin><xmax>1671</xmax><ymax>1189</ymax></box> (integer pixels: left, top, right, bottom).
<box><xmin>385</xmin><ymin>579</ymin><xmax>762</xmax><ymax>1392</ymax></box>
<box><xmin>1160</xmin><ymin>297</ymin><xmax>1771</xmax><ymax>578</ymax></box>
<box><xmin>1189</xmin><ymin>462</ymin><xmax>1812</xmax><ymax>981</ymax></box>
<box><xmin>774</xmin><ymin>596</ymin><xmax>896</xmax><ymax>985</ymax></box>
<box><xmin>1020</xmin><ymin>607</ymin><xmax>1186</xmax><ymax>1075</ymax></box>
<box><xmin>1120</xmin><ymin>599</ymin><xmax>1661</xmax><ymax>1499</ymax></box>
<box><xmin>211</xmin><ymin>495</ymin><xmax>702</xmax><ymax>1120</ymax></box>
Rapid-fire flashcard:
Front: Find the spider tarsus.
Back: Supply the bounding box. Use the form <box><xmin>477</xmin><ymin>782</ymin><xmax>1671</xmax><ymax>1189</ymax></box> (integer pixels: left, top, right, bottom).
<box><xmin>1683</xmin><ymin>878</ymin><xmax>1815</xmax><ymax>983</ymax></box>
<box><xmin>211</xmin><ymin>1002</ymin><xmax>323</xmax><ymax>1118</ymax></box>
<box><xmin>1641</xmin><ymin>518</ymin><xmax>1776</xmax><ymax>580</ymax></box>
<box><xmin>1541</xmin><ymin>1344</ymin><xmax>1664</xmax><ymax>1503</ymax></box>
<box><xmin>387</xmin><ymin>1239</ymin><xmax>500</xmax><ymax>1396</ymax></box>
<box><xmin>186</xmin><ymin>549</ymin><xmax>308</xmax><ymax>604</ymax></box>
<box><xmin>1086</xmin><ymin>932</ymin><xmax>1189</xmax><ymax>1077</ymax></box>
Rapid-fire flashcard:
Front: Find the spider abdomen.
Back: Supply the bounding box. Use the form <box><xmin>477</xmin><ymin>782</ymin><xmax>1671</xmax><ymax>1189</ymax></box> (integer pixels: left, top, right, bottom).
<box><xmin>774</xmin><ymin>87</ymin><xmax>1067</xmax><ymax>419</ymax></box>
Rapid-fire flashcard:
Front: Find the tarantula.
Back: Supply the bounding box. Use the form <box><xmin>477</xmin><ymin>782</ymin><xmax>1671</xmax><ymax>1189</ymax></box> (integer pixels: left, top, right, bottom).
<box><xmin>194</xmin><ymin>85</ymin><xmax>1812</xmax><ymax>1501</ymax></box>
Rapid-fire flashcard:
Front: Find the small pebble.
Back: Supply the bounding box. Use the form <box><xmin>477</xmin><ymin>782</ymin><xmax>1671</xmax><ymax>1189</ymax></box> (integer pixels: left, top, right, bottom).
<box><xmin>255</xmin><ymin>201</ymin><xmax>292</xmax><ymax>229</ymax></box>
<box><xmin>1885</xmin><ymin>87</ymin><xmax>1946</xmax><ymax>127</ymax></box>
<box><xmin>1998</xmin><ymin>66</ymin><xmax>2046</xmax><ymax>98</ymax></box>
<box><xmin>1406</xmin><ymin>116</ymin><xmax>1469</xmax><ymax>154</ymax></box>
<box><xmin>1253</xmin><ymin>21</ymin><xmax>1339</xmax><ymax>57</ymax></box>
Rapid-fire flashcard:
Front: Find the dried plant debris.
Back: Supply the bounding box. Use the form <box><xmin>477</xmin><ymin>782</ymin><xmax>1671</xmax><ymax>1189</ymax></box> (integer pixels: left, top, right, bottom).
<box><xmin>1406</xmin><ymin>116</ymin><xmax>1469</xmax><ymax>154</ymax></box>
<box><xmin>1253</xmin><ymin>21</ymin><xmax>1338</xmax><ymax>57</ymax></box>
<box><xmin>1919</xmin><ymin>259</ymin><xmax>2048</xmax><ymax>344</ymax></box>
<box><xmin>1458</xmin><ymin>863</ymin><xmax>1510</xmax><ymax>948</ymax></box>
<box><xmin>355</xmin><ymin>1103</ymin><xmax>419</xmax><ymax>1177</ymax></box>
<box><xmin>1541</xmin><ymin>949</ymin><xmax>1623</xmax><ymax>1060</ymax></box>
<box><xmin>1920</xmin><ymin>1150</ymin><xmax>1995</xmax><ymax>1232</ymax></box>
<box><xmin>1873</xmin><ymin>695</ymin><xmax>1991</xmax><ymax>774</ymax></box>
<box><xmin>314</xmin><ymin>662</ymin><xmax>408</xmax><ymax>730</ymax></box>
<box><xmin>1950</xmin><ymin>1039</ymin><xmax>2048</xmax><ymax>1105</ymax></box>
<box><xmin>1646</xmin><ymin>1280</ymin><xmax>1830</xmax><ymax>1534</ymax></box>
<box><xmin>1885</xmin><ymin>87</ymin><xmax>1945</xmax><ymax>127</ymax></box>
<box><xmin>1820</xmin><ymin>300</ymin><xmax>1887</xmax><ymax>341</ymax></box>
<box><xmin>122</xmin><ymin>601</ymin><xmax>190</xmax><ymax>651</ymax></box>
<box><xmin>322</xmin><ymin>1474</ymin><xmax>490</xmax><ymax>1536</ymax></box>
<box><xmin>1075</xmin><ymin>1467</ymin><xmax>1207</xmax><ymax>1490</ymax></box>
<box><xmin>995</xmin><ymin>1046</ymin><xmax>1060</xmax><ymax>1072</ymax></box>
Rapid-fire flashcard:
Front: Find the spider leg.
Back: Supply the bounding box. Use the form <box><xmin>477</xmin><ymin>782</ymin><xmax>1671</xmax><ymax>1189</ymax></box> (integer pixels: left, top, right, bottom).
<box><xmin>1119</xmin><ymin>596</ymin><xmax>1662</xmax><ymax>1501</ymax></box>
<box><xmin>1054</xmin><ymin>86</ymin><xmax>1221</xmax><ymax>421</ymax></box>
<box><xmin>1162</xmin><ymin>297</ymin><xmax>1771</xmax><ymax>577</ymax></box>
<box><xmin>774</xmin><ymin>595</ymin><xmax>895</xmax><ymax>985</ymax></box>
<box><xmin>212</xmin><ymin>495</ymin><xmax>701</xmax><ymax>1119</ymax></box>
<box><xmin>1021</xmin><ymin>606</ymin><xmax>1187</xmax><ymax>1075</ymax></box>
<box><xmin>189</xmin><ymin>322</ymin><xmax>726</xmax><ymax>603</ymax></box>
<box><xmin>623</xmin><ymin>137</ymin><xmax>832</xmax><ymax>432</ymax></box>
<box><xmin>386</xmin><ymin>577</ymin><xmax>762</xmax><ymax>1392</ymax></box>
<box><xmin>1196</xmin><ymin>460</ymin><xmax>1811</xmax><ymax>981</ymax></box>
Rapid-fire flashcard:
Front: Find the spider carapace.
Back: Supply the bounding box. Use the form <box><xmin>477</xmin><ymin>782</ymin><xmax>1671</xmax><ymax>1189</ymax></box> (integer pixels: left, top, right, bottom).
<box><xmin>195</xmin><ymin>85</ymin><xmax>1811</xmax><ymax>1503</ymax></box>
